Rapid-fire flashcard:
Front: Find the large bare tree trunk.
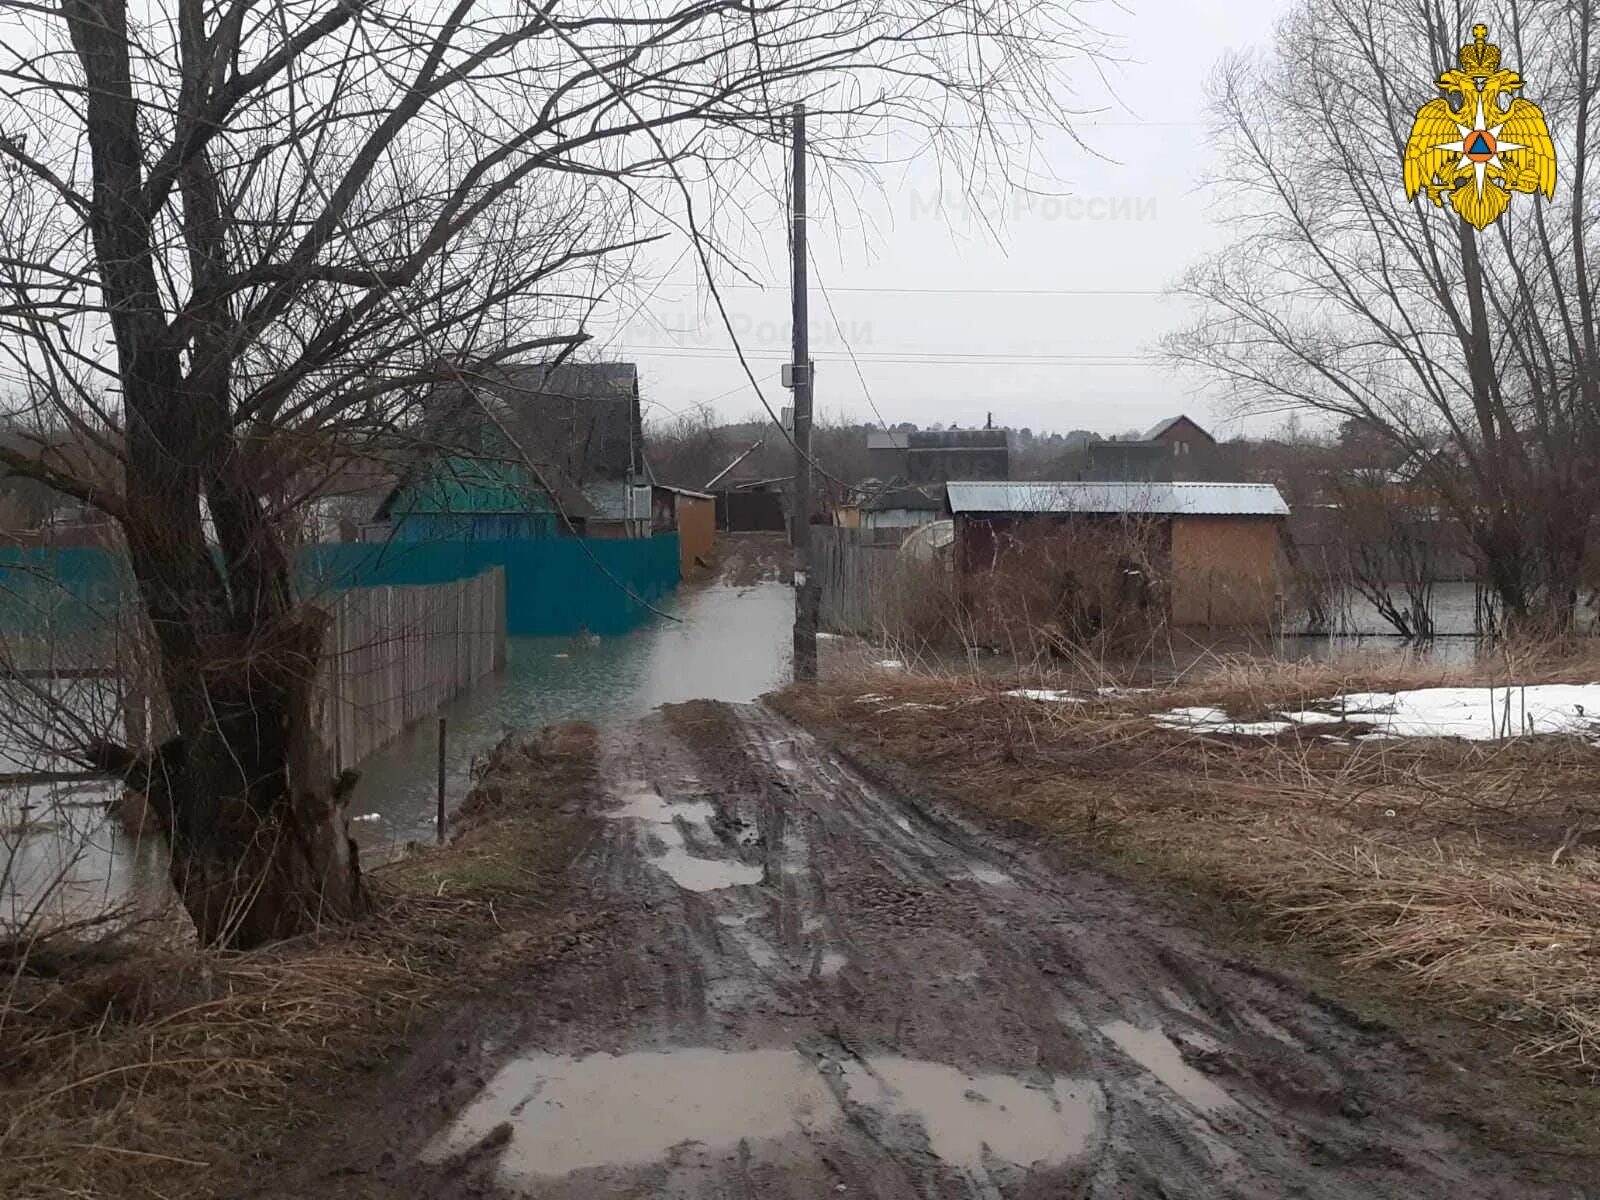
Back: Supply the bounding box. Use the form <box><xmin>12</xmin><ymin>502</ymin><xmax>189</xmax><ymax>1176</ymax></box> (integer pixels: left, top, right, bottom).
<box><xmin>4</xmin><ymin>0</ymin><xmax>1078</xmax><ymax>945</ymax></box>
<box><xmin>67</xmin><ymin>0</ymin><xmax>364</xmax><ymax>947</ymax></box>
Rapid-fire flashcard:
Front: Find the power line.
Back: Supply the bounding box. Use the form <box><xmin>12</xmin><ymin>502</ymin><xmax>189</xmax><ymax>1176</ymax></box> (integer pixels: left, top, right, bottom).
<box><xmin>648</xmin><ymin>283</ymin><xmax>1164</xmax><ymax>297</ymax></box>
<box><xmin>809</xmin><ymin>248</ymin><xmax>896</xmax><ymax>436</ymax></box>
<box><xmin>623</xmin><ymin>347</ymin><xmax>1158</xmax><ymax>366</ymax></box>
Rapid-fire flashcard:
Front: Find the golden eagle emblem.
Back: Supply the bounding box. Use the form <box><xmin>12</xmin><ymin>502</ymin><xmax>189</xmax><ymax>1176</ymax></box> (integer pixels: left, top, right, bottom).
<box><xmin>1404</xmin><ymin>23</ymin><xmax>1556</xmax><ymax>230</ymax></box>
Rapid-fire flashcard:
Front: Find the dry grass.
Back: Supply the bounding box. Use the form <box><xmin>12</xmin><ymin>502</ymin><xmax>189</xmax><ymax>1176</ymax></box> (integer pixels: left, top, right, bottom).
<box><xmin>778</xmin><ymin>659</ymin><xmax>1600</xmax><ymax>1075</ymax></box>
<box><xmin>0</xmin><ymin>722</ymin><xmax>598</xmax><ymax>1200</ymax></box>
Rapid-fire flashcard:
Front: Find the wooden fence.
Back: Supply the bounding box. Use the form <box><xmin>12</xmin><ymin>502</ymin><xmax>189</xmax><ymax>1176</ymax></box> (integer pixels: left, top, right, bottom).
<box><xmin>814</xmin><ymin>527</ymin><xmax>922</xmax><ymax>636</ymax></box>
<box><xmin>316</xmin><ymin>568</ymin><xmax>506</xmax><ymax>773</ymax></box>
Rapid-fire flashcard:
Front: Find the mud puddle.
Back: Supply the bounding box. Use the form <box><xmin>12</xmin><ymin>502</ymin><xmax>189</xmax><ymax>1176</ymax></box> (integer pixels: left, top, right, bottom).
<box><xmin>605</xmin><ymin>783</ymin><xmax>763</xmax><ymax>893</ymax></box>
<box><xmin>423</xmin><ymin>1048</ymin><xmax>839</xmax><ymax>1183</ymax></box>
<box><xmin>1099</xmin><ymin>1020</ymin><xmax>1236</xmax><ymax>1114</ymax></box>
<box><xmin>428</xmin><ymin>1046</ymin><xmax>1104</xmax><ymax>1191</ymax></box>
<box><xmin>833</xmin><ymin>1055</ymin><xmax>1104</xmax><ymax>1171</ymax></box>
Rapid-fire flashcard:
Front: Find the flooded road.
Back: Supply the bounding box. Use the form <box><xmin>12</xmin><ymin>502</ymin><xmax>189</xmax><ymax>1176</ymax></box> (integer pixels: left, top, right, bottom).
<box><xmin>263</xmin><ymin>701</ymin><xmax>1578</xmax><ymax>1199</ymax></box>
<box><xmin>0</xmin><ymin>576</ymin><xmax>796</xmax><ymax>926</ymax></box>
<box><xmin>0</xmin><ymin>567</ymin><xmax>1545</xmax><ymax>926</ymax></box>
<box><xmin>346</xmin><ymin>581</ymin><xmax>794</xmax><ymax>849</ymax></box>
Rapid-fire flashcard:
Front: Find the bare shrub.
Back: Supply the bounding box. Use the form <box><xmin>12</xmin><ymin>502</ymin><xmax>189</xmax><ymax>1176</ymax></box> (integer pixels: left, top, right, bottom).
<box><xmin>963</xmin><ymin>516</ymin><xmax>1169</xmax><ymax>659</ymax></box>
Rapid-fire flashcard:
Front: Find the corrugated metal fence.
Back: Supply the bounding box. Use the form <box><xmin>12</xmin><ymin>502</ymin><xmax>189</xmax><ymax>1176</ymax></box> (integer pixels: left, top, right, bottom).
<box><xmin>316</xmin><ymin>568</ymin><xmax>506</xmax><ymax>773</ymax></box>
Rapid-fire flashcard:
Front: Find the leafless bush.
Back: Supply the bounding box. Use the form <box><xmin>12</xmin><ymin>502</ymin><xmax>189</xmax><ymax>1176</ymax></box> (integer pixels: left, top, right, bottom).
<box><xmin>964</xmin><ymin>517</ymin><xmax>1169</xmax><ymax>659</ymax></box>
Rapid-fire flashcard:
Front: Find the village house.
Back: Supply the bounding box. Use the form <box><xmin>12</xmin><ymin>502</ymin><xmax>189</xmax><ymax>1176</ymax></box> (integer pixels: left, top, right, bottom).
<box><xmin>858</xmin><ymin>484</ymin><xmax>944</xmax><ymax>531</ymax></box>
<box><xmin>1059</xmin><ymin>414</ymin><xmax>1223</xmax><ymax>483</ymax></box>
<box><xmin>945</xmin><ymin>480</ymin><xmax>1289</xmax><ymax>630</ymax></box>
<box><xmin>1145</xmin><ymin>414</ymin><xmax>1216</xmax><ymax>459</ymax></box>
<box><xmin>372</xmin><ymin>362</ymin><xmax>650</xmax><ymax>540</ymax></box>
<box><xmin>866</xmin><ymin>426</ymin><xmax>1011</xmax><ymax>484</ymax></box>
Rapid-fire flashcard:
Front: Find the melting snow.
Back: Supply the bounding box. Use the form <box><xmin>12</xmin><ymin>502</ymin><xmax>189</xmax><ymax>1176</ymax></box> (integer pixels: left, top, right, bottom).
<box><xmin>1153</xmin><ymin>707</ymin><xmax>1292</xmax><ymax>736</ymax></box>
<box><xmin>1331</xmin><ymin>684</ymin><xmax>1600</xmax><ymax>740</ymax></box>
<box><xmin>1155</xmin><ymin>683</ymin><xmax>1600</xmax><ymax>742</ymax></box>
<box><xmin>1005</xmin><ymin>689</ymin><xmax>1079</xmax><ymax>703</ymax></box>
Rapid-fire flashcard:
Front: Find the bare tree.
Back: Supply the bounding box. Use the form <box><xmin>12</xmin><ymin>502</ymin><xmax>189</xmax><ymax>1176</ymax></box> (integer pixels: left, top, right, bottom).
<box><xmin>1326</xmin><ymin>474</ymin><xmax>1442</xmax><ymax>640</ymax></box>
<box><xmin>0</xmin><ymin>0</ymin><xmax>1096</xmax><ymax>946</ymax></box>
<box><xmin>1171</xmin><ymin>0</ymin><xmax>1600</xmax><ymax>632</ymax></box>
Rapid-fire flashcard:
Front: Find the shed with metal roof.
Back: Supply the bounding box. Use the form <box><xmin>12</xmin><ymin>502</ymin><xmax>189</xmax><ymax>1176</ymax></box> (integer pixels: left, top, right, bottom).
<box><xmin>946</xmin><ymin>480</ymin><xmax>1287</xmax><ymax>630</ymax></box>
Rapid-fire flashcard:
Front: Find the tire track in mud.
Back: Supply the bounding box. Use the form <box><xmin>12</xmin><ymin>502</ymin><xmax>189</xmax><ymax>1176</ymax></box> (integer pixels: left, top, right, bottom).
<box><xmin>410</xmin><ymin>702</ymin><xmax>1586</xmax><ymax>1199</ymax></box>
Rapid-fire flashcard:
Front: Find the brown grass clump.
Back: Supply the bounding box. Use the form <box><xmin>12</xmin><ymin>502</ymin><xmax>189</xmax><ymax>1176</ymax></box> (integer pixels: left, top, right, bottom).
<box><xmin>778</xmin><ymin>662</ymin><xmax>1600</xmax><ymax>1073</ymax></box>
<box><xmin>0</xmin><ymin>722</ymin><xmax>599</xmax><ymax>1200</ymax></box>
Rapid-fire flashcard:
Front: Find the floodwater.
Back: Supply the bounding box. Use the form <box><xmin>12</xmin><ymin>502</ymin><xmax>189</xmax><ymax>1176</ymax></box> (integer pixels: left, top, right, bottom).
<box><xmin>0</xmin><ymin>576</ymin><xmax>1543</xmax><ymax>926</ymax></box>
<box><xmin>1273</xmin><ymin>581</ymin><xmax>1489</xmax><ymax>668</ymax></box>
<box><xmin>0</xmin><ymin>677</ymin><xmax>166</xmax><ymax>932</ymax></box>
<box><xmin>0</xmin><ymin>580</ymin><xmax>797</xmax><ymax>926</ymax></box>
<box><xmin>346</xmin><ymin>581</ymin><xmax>795</xmax><ymax>849</ymax></box>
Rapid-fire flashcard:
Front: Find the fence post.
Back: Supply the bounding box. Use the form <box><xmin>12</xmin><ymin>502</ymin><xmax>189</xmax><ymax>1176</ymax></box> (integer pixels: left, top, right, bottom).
<box><xmin>436</xmin><ymin>716</ymin><xmax>448</xmax><ymax>843</ymax></box>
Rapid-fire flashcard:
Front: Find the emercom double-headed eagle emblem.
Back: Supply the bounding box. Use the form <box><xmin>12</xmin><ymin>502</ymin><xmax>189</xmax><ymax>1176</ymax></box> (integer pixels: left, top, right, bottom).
<box><xmin>1404</xmin><ymin>23</ymin><xmax>1556</xmax><ymax>230</ymax></box>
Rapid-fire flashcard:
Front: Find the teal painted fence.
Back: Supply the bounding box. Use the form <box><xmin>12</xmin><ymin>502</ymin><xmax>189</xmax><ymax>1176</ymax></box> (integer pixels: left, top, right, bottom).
<box><xmin>301</xmin><ymin>535</ymin><xmax>680</xmax><ymax>636</ymax></box>
<box><xmin>0</xmin><ymin>535</ymin><xmax>680</xmax><ymax>638</ymax></box>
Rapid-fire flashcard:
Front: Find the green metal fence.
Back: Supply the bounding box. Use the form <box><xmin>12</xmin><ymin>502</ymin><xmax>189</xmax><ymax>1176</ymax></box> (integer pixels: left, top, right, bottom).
<box><xmin>0</xmin><ymin>534</ymin><xmax>681</xmax><ymax>638</ymax></box>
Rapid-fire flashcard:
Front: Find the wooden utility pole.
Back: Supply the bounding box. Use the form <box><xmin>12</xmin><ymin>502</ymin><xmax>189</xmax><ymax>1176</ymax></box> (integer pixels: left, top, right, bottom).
<box><xmin>790</xmin><ymin>101</ymin><xmax>819</xmax><ymax>680</ymax></box>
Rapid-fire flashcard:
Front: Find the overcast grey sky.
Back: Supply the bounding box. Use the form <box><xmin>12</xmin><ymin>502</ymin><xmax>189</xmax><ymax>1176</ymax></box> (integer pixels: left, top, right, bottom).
<box><xmin>598</xmin><ymin>0</ymin><xmax>1289</xmax><ymax>438</ymax></box>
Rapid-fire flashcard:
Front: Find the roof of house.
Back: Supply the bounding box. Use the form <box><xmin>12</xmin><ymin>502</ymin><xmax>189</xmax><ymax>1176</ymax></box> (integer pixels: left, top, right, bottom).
<box><xmin>1145</xmin><ymin>415</ymin><xmax>1214</xmax><ymax>443</ymax></box>
<box><xmin>908</xmin><ymin>429</ymin><xmax>1009</xmax><ymax>450</ymax></box>
<box><xmin>379</xmin><ymin>361</ymin><xmax>641</xmax><ymax>521</ymax></box>
<box><xmin>945</xmin><ymin>481</ymin><xmax>1289</xmax><ymax>517</ymax></box>
<box><xmin>862</xmin><ymin>485</ymin><xmax>944</xmax><ymax>513</ymax></box>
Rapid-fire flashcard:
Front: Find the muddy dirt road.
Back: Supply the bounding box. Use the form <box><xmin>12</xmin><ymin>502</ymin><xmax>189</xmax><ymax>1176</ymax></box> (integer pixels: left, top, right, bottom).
<box><xmin>282</xmin><ymin>702</ymin><xmax>1592</xmax><ymax>1199</ymax></box>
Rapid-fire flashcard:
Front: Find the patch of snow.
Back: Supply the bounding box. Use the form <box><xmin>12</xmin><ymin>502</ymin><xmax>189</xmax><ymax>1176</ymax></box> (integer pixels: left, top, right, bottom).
<box><xmin>350</xmin><ymin>812</ymin><xmax>382</xmax><ymax>823</ymax></box>
<box><xmin>874</xmin><ymin>659</ymin><xmax>906</xmax><ymax>670</ymax></box>
<box><xmin>1153</xmin><ymin>707</ymin><xmax>1292</xmax><ymax>736</ymax></box>
<box><xmin>1004</xmin><ymin>689</ymin><xmax>1079</xmax><ymax>703</ymax></box>
<box><xmin>1157</xmin><ymin>706</ymin><xmax>1228</xmax><ymax>726</ymax></box>
<box><xmin>1327</xmin><ymin>684</ymin><xmax>1600</xmax><ymax>740</ymax></box>
<box><xmin>1281</xmin><ymin>710</ymin><xmax>1343</xmax><ymax>725</ymax></box>
<box><xmin>855</xmin><ymin>693</ymin><xmax>890</xmax><ymax>704</ymax></box>
<box><xmin>1213</xmin><ymin>720</ymin><xmax>1293</xmax><ymax>735</ymax></box>
<box><xmin>1154</xmin><ymin>684</ymin><xmax>1600</xmax><ymax>743</ymax></box>
<box><xmin>1096</xmin><ymin>686</ymin><xmax>1152</xmax><ymax>697</ymax></box>
<box><xmin>816</xmin><ymin>632</ymin><xmax>842</xmax><ymax>640</ymax></box>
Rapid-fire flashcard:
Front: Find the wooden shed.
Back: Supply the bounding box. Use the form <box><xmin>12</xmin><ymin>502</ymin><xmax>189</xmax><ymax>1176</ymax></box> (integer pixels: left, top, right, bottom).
<box><xmin>945</xmin><ymin>481</ymin><xmax>1289</xmax><ymax>631</ymax></box>
<box><xmin>652</xmin><ymin>485</ymin><xmax>717</xmax><ymax>576</ymax></box>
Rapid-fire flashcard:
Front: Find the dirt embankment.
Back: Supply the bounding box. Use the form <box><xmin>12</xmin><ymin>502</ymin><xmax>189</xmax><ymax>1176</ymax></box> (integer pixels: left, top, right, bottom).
<box><xmin>259</xmin><ymin>699</ymin><xmax>1592</xmax><ymax>1197</ymax></box>
<box><xmin>773</xmin><ymin>665</ymin><xmax>1600</xmax><ymax>1098</ymax></box>
<box><xmin>0</xmin><ymin>724</ymin><xmax>602</xmax><ymax>1200</ymax></box>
